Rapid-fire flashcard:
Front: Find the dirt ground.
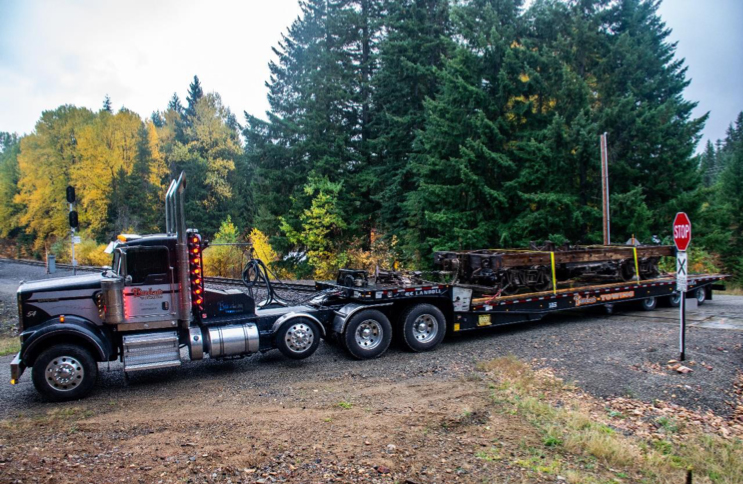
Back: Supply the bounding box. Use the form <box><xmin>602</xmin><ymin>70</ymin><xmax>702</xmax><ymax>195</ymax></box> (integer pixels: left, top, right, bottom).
<box><xmin>1</xmin><ymin>260</ymin><xmax>742</xmax><ymax>483</ymax></box>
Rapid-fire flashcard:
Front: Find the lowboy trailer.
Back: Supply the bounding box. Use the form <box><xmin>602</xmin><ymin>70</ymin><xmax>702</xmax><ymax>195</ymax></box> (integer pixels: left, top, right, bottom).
<box><xmin>312</xmin><ymin>272</ymin><xmax>726</xmax><ymax>359</ymax></box>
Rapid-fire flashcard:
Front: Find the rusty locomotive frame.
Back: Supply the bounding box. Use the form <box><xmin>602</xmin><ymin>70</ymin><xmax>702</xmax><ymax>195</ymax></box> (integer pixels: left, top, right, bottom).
<box><xmin>433</xmin><ymin>243</ymin><xmax>674</xmax><ymax>295</ymax></box>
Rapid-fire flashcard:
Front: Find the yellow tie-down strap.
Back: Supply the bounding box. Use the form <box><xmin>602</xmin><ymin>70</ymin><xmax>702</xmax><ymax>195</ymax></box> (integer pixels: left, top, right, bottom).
<box><xmin>550</xmin><ymin>252</ymin><xmax>557</xmax><ymax>294</ymax></box>
<box><xmin>633</xmin><ymin>247</ymin><xmax>640</xmax><ymax>282</ymax></box>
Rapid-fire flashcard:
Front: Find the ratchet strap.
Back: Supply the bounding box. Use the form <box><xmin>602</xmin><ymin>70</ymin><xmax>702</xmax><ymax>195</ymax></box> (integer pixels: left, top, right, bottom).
<box><xmin>550</xmin><ymin>252</ymin><xmax>557</xmax><ymax>294</ymax></box>
<box><xmin>633</xmin><ymin>247</ymin><xmax>640</xmax><ymax>283</ymax></box>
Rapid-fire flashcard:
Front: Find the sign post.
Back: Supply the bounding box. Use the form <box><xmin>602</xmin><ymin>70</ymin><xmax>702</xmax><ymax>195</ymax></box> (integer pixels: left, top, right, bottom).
<box><xmin>673</xmin><ymin>212</ymin><xmax>691</xmax><ymax>361</ymax></box>
<box><xmin>67</xmin><ymin>186</ymin><xmax>78</xmax><ymax>275</ymax></box>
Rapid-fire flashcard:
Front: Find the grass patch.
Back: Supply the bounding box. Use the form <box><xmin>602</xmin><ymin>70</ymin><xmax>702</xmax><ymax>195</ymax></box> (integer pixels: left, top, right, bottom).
<box><xmin>0</xmin><ymin>335</ymin><xmax>20</xmax><ymax>356</ymax></box>
<box><xmin>336</xmin><ymin>401</ymin><xmax>353</xmax><ymax>410</ymax></box>
<box><xmin>480</xmin><ymin>356</ymin><xmax>743</xmax><ymax>484</ymax></box>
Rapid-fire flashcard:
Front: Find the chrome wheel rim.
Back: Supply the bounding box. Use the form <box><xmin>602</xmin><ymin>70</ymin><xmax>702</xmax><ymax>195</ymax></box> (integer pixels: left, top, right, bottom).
<box><xmin>45</xmin><ymin>356</ymin><xmax>84</xmax><ymax>391</ymax></box>
<box><xmin>285</xmin><ymin>323</ymin><xmax>314</xmax><ymax>353</ymax></box>
<box><xmin>355</xmin><ymin>320</ymin><xmax>383</xmax><ymax>350</ymax></box>
<box><xmin>643</xmin><ymin>297</ymin><xmax>655</xmax><ymax>308</ymax></box>
<box><xmin>412</xmin><ymin>314</ymin><xmax>438</xmax><ymax>344</ymax></box>
<box><xmin>696</xmin><ymin>289</ymin><xmax>706</xmax><ymax>303</ymax></box>
<box><xmin>670</xmin><ymin>293</ymin><xmax>681</xmax><ymax>305</ymax></box>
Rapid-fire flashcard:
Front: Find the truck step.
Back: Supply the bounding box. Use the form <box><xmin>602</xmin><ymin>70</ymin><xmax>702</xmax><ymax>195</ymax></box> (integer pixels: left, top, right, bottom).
<box><xmin>122</xmin><ymin>331</ymin><xmax>181</xmax><ymax>372</ymax></box>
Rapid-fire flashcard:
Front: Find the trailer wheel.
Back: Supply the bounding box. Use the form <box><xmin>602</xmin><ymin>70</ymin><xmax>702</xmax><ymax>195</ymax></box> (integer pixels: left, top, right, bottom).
<box><xmin>695</xmin><ymin>287</ymin><xmax>707</xmax><ymax>306</ymax></box>
<box><xmin>275</xmin><ymin>318</ymin><xmax>321</xmax><ymax>360</ymax></box>
<box><xmin>401</xmin><ymin>304</ymin><xmax>446</xmax><ymax>352</ymax></box>
<box><xmin>343</xmin><ymin>310</ymin><xmax>392</xmax><ymax>360</ymax></box>
<box><xmin>32</xmin><ymin>344</ymin><xmax>98</xmax><ymax>402</ymax></box>
<box><xmin>668</xmin><ymin>292</ymin><xmax>681</xmax><ymax>307</ymax></box>
<box><xmin>640</xmin><ymin>297</ymin><xmax>657</xmax><ymax>311</ymax></box>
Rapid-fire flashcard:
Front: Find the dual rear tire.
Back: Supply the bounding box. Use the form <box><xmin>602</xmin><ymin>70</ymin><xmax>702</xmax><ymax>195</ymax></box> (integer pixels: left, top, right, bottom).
<box><xmin>340</xmin><ymin>304</ymin><xmax>447</xmax><ymax>360</ymax></box>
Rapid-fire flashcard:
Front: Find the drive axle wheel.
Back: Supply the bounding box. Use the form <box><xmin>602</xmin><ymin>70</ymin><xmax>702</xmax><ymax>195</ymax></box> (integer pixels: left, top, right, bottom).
<box><xmin>276</xmin><ymin>318</ymin><xmax>321</xmax><ymax>360</ymax></box>
<box><xmin>32</xmin><ymin>344</ymin><xmax>98</xmax><ymax>402</ymax></box>
<box><xmin>401</xmin><ymin>304</ymin><xmax>447</xmax><ymax>352</ymax></box>
<box><xmin>343</xmin><ymin>310</ymin><xmax>392</xmax><ymax>360</ymax></box>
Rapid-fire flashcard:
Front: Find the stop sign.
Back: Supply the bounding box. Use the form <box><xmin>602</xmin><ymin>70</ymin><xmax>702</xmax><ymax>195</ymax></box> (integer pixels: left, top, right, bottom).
<box><xmin>673</xmin><ymin>212</ymin><xmax>692</xmax><ymax>251</ymax></box>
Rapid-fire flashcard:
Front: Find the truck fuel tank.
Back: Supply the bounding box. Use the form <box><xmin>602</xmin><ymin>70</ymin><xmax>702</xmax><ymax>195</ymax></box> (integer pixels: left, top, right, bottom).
<box><xmin>205</xmin><ymin>323</ymin><xmax>259</xmax><ymax>358</ymax></box>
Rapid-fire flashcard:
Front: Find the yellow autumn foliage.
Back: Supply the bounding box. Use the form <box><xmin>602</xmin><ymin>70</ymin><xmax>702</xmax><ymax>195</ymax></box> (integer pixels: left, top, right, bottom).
<box><xmin>72</xmin><ymin>109</ymin><xmax>142</xmax><ymax>236</ymax></box>
<box><xmin>75</xmin><ymin>239</ymin><xmax>112</xmax><ymax>267</ymax></box>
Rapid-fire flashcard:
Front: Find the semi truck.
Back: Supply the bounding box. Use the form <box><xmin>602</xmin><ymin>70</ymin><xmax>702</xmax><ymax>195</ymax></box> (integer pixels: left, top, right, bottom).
<box><xmin>8</xmin><ymin>173</ymin><xmax>726</xmax><ymax>401</ymax></box>
<box><xmin>10</xmin><ymin>173</ymin><xmax>333</xmax><ymax>401</ymax></box>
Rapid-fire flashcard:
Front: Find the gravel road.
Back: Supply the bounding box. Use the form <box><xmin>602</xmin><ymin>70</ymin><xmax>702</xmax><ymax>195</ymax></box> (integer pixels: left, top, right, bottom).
<box><xmin>1</xmin><ymin>260</ymin><xmax>741</xmax><ymax>419</ymax></box>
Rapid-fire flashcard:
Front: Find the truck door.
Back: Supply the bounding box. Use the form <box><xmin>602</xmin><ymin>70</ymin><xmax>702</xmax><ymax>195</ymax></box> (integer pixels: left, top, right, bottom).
<box><xmin>122</xmin><ymin>246</ymin><xmax>176</xmax><ymax>324</ymax></box>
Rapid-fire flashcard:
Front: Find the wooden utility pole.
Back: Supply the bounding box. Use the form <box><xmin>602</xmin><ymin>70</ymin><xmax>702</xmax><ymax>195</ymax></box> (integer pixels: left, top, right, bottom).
<box><xmin>600</xmin><ymin>133</ymin><xmax>611</xmax><ymax>245</ymax></box>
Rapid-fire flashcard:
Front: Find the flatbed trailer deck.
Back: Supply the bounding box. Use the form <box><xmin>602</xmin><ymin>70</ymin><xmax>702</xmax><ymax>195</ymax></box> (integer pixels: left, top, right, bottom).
<box><xmin>313</xmin><ymin>274</ymin><xmax>727</xmax><ymax>359</ymax></box>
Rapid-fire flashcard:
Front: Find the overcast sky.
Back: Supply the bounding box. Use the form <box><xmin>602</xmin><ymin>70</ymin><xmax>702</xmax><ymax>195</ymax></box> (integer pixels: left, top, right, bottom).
<box><xmin>0</xmin><ymin>0</ymin><xmax>741</xmax><ymax>150</ymax></box>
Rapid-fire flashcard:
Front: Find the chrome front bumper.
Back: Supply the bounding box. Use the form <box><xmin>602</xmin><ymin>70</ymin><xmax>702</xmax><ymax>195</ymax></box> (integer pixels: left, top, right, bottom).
<box><xmin>10</xmin><ymin>352</ymin><xmax>25</xmax><ymax>384</ymax></box>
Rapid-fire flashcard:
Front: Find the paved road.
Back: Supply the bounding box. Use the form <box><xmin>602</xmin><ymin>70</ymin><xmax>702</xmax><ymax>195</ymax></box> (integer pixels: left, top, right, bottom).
<box><xmin>1</xmin><ymin>261</ymin><xmax>741</xmax><ymax>419</ymax></box>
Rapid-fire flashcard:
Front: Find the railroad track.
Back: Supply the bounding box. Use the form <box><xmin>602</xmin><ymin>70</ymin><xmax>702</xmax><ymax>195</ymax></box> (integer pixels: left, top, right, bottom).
<box><xmin>0</xmin><ymin>257</ymin><xmax>318</xmax><ymax>293</ymax></box>
<box><xmin>0</xmin><ymin>257</ymin><xmax>100</xmax><ymax>273</ymax></box>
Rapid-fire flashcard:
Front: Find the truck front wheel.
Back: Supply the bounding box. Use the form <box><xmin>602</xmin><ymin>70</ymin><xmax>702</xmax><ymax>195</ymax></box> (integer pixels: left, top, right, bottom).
<box><xmin>401</xmin><ymin>304</ymin><xmax>446</xmax><ymax>352</ymax></box>
<box><xmin>32</xmin><ymin>344</ymin><xmax>98</xmax><ymax>402</ymax></box>
<box><xmin>343</xmin><ymin>310</ymin><xmax>392</xmax><ymax>360</ymax></box>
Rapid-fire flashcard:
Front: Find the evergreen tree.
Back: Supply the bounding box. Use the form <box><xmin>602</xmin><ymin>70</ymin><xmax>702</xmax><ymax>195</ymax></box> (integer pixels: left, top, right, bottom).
<box><xmin>595</xmin><ymin>0</ymin><xmax>706</xmax><ymax>237</ymax></box>
<box><xmin>150</xmin><ymin>111</ymin><xmax>165</xmax><ymax>128</ymax></box>
<box><xmin>102</xmin><ymin>94</ymin><xmax>113</xmax><ymax>113</ymax></box>
<box><xmin>167</xmin><ymin>93</ymin><xmax>183</xmax><ymax>114</ymax></box>
<box><xmin>245</xmin><ymin>0</ymin><xmax>378</xmax><ymax>253</ymax></box>
<box><xmin>0</xmin><ymin>132</ymin><xmax>22</xmax><ymax>237</ymax></box>
<box><xmin>185</xmin><ymin>75</ymin><xmax>204</xmax><ymax>119</ymax></box>
<box><xmin>699</xmin><ymin>140</ymin><xmax>716</xmax><ymax>187</ymax></box>
<box><xmin>370</xmin><ymin>0</ymin><xmax>451</xmax><ymax>242</ymax></box>
<box><xmin>402</xmin><ymin>0</ymin><xmax>526</xmax><ymax>262</ymax></box>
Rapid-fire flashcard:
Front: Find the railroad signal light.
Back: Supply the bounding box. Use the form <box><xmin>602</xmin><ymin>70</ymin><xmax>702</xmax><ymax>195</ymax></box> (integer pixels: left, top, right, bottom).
<box><xmin>66</xmin><ymin>186</ymin><xmax>76</xmax><ymax>203</ymax></box>
<box><xmin>69</xmin><ymin>211</ymin><xmax>79</xmax><ymax>228</ymax></box>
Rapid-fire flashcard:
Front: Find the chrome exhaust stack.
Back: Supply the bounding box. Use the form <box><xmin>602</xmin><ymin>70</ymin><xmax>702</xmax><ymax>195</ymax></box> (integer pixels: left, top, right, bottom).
<box><xmin>164</xmin><ymin>179</ymin><xmax>177</xmax><ymax>235</ymax></box>
<box><xmin>165</xmin><ymin>172</ymin><xmax>191</xmax><ymax>327</ymax></box>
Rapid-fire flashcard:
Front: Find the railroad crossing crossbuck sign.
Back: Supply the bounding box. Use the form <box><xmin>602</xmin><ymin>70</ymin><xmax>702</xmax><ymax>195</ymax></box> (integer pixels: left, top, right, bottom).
<box><xmin>676</xmin><ymin>251</ymin><xmax>688</xmax><ymax>292</ymax></box>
